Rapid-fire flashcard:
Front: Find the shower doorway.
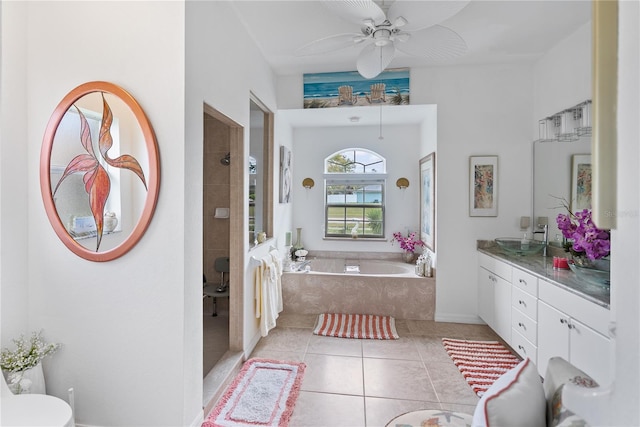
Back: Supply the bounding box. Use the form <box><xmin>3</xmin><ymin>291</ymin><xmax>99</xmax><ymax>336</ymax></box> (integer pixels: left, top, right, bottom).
<box><xmin>202</xmin><ymin>104</ymin><xmax>244</xmax><ymax>381</ymax></box>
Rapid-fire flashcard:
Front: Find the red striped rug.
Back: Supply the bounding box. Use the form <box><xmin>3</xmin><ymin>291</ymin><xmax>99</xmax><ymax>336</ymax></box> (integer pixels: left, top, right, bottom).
<box><xmin>313</xmin><ymin>313</ymin><xmax>399</xmax><ymax>339</ymax></box>
<box><xmin>442</xmin><ymin>338</ymin><xmax>521</xmax><ymax>397</ymax></box>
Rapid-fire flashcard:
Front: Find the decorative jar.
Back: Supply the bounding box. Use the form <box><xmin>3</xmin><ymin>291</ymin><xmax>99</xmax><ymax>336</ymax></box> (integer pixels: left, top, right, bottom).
<box><xmin>402</xmin><ymin>251</ymin><xmax>415</xmax><ymax>264</ymax></box>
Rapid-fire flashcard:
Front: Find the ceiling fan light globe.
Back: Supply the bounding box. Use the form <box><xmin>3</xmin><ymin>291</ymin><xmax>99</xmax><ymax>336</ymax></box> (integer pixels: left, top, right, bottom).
<box><xmin>393</xmin><ymin>16</ymin><xmax>408</xmax><ymax>28</ymax></box>
<box><xmin>393</xmin><ymin>32</ymin><xmax>411</xmax><ymax>43</ymax></box>
<box><xmin>362</xmin><ymin>18</ymin><xmax>376</xmax><ymax>28</ymax></box>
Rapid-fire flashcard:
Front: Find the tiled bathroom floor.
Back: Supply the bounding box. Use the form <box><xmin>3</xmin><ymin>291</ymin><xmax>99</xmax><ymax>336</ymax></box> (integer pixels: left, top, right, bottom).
<box><xmin>247</xmin><ymin>313</ymin><xmax>505</xmax><ymax>427</ymax></box>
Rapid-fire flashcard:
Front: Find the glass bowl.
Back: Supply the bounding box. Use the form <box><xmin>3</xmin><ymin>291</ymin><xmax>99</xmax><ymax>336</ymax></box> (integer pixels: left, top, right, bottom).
<box><xmin>569</xmin><ymin>262</ymin><xmax>610</xmax><ymax>288</ymax></box>
<box><xmin>495</xmin><ymin>238</ymin><xmax>546</xmax><ymax>256</ymax></box>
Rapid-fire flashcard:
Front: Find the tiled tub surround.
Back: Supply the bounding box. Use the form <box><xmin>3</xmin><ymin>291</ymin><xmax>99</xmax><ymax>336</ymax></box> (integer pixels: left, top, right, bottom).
<box><xmin>298</xmin><ymin>257</ymin><xmax>417</xmax><ymax>275</ymax></box>
<box><xmin>282</xmin><ymin>252</ymin><xmax>435</xmax><ymax>320</ymax></box>
<box><xmin>477</xmin><ymin>241</ymin><xmax>610</xmax><ymax>308</ymax></box>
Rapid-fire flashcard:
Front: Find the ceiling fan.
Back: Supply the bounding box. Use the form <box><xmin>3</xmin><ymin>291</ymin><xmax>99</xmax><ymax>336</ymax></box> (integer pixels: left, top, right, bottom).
<box><xmin>295</xmin><ymin>0</ymin><xmax>470</xmax><ymax>79</ymax></box>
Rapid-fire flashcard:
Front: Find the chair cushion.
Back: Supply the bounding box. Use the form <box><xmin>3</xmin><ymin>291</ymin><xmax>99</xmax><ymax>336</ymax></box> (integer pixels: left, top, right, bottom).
<box><xmin>544</xmin><ymin>357</ymin><xmax>598</xmax><ymax>427</ymax></box>
<box><xmin>472</xmin><ymin>358</ymin><xmax>546</xmax><ymax>427</ymax></box>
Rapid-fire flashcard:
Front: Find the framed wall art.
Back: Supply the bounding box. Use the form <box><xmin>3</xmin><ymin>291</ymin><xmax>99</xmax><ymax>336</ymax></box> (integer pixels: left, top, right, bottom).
<box><xmin>279</xmin><ymin>145</ymin><xmax>292</xmax><ymax>203</ymax></box>
<box><xmin>419</xmin><ymin>153</ymin><xmax>435</xmax><ymax>251</ymax></box>
<box><xmin>303</xmin><ymin>68</ymin><xmax>409</xmax><ymax>108</ymax></box>
<box><xmin>40</xmin><ymin>81</ymin><xmax>160</xmax><ymax>262</ymax></box>
<box><xmin>469</xmin><ymin>156</ymin><xmax>498</xmax><ymax>217</ymax></box>
<box><xmin>571</xmin><ymin>154</ymin><xmax>592</xmax><ymax>212</ymax></box>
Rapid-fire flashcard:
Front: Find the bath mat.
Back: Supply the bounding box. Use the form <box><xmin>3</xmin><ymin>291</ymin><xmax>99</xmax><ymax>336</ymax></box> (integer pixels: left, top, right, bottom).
<box><xmin>442</xmin><ymin>338</ymin><xmax>521</xmax><ymax>397</ymax></box>
<box><xmin>203</xmin><ymin>358</ymin><xmax>305</xmax><ymax>427</ymax></box>
<box><xmin>313</xmin><ymin>313</ymin><xmax>399</xmax><ymax>339</ymax></box>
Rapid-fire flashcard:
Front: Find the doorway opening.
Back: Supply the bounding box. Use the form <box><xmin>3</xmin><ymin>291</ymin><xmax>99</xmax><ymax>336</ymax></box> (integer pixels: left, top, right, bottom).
<box><xmin>202</xmin><ymin>104</ymin><xmax>244</xmax><ymax>408</ymax></box>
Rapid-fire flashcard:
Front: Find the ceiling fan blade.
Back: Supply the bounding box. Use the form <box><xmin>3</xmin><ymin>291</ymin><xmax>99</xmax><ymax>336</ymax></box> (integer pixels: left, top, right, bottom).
<box><xmin>395</xmin><ymin>25</ymin><xmax>468</xmax><ymax>62</ymax></box>
<box><xmin>322</xmin><ymin>0</ymin><xmax>386</xmax><ymax>26</ymax></box>
<box><xmin>387</xmin><ymin>0</ymin><xmax>470</xmax><ymax>32</ymax></box>
<box><xmin>295</xmin><ymin>33</ymin><xmax>363</xmax><ymax>56</ymax></box>
<box><xmin>357</xmin><ymin>42</ymin><xmax>395</xmax><ymax>79</ymax></box>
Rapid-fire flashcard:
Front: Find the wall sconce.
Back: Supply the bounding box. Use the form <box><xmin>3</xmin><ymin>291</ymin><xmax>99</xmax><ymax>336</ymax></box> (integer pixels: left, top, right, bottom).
<box><xmin>396</xmin><ymin>177</ymin><xmax>409</xmax><ymax>189</ymax></box>
<box><xmin>302</xmin><ymin>178</ymin><xmax>315</xmax><ymax>189</ymax></box>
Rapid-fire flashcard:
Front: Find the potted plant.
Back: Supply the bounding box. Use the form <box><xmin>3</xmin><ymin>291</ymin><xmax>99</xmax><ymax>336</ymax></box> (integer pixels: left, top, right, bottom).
<box><xmin>392</xmin><ymin>231</ymin><xmax>425</xmax><ymax>263</ymax></box>
<box><xmin>556</xmin><ymin>205</ymin><xmax>610</xmax><ymax>268</ymax></box>
<box><xmin>1</xmin><ymin>330</ymin><xmax>60</xmax><ymax>394</ymax></box>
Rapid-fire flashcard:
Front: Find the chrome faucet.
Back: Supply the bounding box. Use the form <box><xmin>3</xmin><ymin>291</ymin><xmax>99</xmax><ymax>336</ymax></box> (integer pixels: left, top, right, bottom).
<box><xmin>533</xmin><ymin>223</ymin><xmax>548</xmax><ymax>256</ymax></box>
<box><xmin>296</xmin><ymin>260</ymin><xmax>312</xmax><ymax>271</ymax></box>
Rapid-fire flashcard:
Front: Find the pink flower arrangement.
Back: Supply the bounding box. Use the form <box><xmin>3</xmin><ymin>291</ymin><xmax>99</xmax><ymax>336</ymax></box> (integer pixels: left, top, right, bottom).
<box><xmin>556</xmin><ymin>208</ymin><xmax>610</xmax><ymax>260</ymax></box>
<box><xmin>392</xmin><ymin>231</ymin><xmax>425</xmax><ymax>253</ymax></box>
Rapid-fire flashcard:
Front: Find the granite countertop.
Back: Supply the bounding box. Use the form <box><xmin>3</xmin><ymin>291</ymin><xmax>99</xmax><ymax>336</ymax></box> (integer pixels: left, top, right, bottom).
<box><xmin>478</xmin><ymin>241</ymin><xmax>610</xmax><ymax>309</ymax></box>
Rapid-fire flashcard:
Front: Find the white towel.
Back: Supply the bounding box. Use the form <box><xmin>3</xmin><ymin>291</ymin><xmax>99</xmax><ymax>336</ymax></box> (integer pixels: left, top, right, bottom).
<box><xmin>269</xmin><ymin>249</ymin><xmax>284</xmax><ymax>312</ymax></box>
<box><xmin>255</xmin><ymin>253</ymin><xmax>284</xmax><ymax>337</ymax></box>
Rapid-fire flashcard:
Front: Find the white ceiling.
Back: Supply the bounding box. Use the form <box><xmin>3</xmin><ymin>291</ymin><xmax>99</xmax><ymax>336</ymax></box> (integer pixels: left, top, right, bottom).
<box><xmin>231</xmin><ymin>0</ymin><xmax>591</xmax><ymax>127</ymax></box>
<box><xmin>232</xmin><ymin>0</ymin><xmax>591</xmax><ymax>75</ymax></box>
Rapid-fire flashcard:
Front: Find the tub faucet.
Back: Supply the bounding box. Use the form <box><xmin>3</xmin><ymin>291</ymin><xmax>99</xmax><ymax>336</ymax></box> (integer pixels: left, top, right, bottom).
<box><xmin>533</xmin><ymin>223</ymin><xmax>548</xmax><ymax>256</ymax></box>
<box><xmin>296</xmin><ymin>260</ymin><xmax>312</xmax><ymax>271</ymax></box>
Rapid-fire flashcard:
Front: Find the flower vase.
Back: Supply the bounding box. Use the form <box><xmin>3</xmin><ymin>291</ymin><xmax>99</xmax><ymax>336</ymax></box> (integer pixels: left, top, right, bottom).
<box><xmin>402</xmin><ymin>251</ymin><xmax>415</xmax><ymax>264</ymax></box>
<box><xmin>571</xmin><ymin>253</ymin><xmax>610</xmax><ymax>271</ymax></box>
<box><xmin>291</xmin><ymin>228</ymin><xmax>303</xmax><ymax>260</ymax></box>
<box><xmin>6</xmin><ymin>362</ymin><xmax>46</xmax><ymax>394</ymax></box>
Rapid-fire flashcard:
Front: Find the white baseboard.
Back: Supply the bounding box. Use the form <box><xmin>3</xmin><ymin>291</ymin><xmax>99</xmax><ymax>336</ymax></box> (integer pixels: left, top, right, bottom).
<box><xmin>189</xmin><ymin>410</ymin><xmax>204</xmax><ymax>427</ymax></box>
<box><xmin>435</xmin><ymin>312</ymin><xmax>486</xmax><ymax>324</ymax></box>
<box><xmin>247</xmin><ymin>330</ymin><xmax>261</xmax><ymax>356</ymax></box>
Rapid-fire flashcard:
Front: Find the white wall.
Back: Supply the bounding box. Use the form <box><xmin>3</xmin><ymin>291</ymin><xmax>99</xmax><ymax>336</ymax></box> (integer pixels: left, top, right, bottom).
<box><xmin>289</xmin><ymin>124</ymin><xmax>424</xmax><ymax>253</ymax></box>
<box><xmin>10</xmin><ymin>2</ymin><xmax>190</xmax><ymax>426</ymax></box>
<box><xmin>533</xmin><ymin>22</ymin><xmax>592</xmax><ymax>129</ymax></box>
<box><xmin>1</xmin><ymin>1</ymin><xmax>29</xmax><ymax>347</ymax></box>
<box><xmin>185</xmin><ymin>1</ymin><xmax>283</xmax><ymax>359</ymax></box>
<box><xmin>608</xmin><ymin>1</ymin><xmax>639</xmax><ymax>422</ymax></box>
<box><xmin>412</xmin><ymin>64</ymin><xmax>534</xmax><ymax>322</ymax></box>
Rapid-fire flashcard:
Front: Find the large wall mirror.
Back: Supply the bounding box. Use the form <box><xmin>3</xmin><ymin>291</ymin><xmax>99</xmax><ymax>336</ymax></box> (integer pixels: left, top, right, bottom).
<box><xmin>533</xmin><ymin>134</ymin><xmax>591</xmax><ymax>246</ymax></box>
<box><xmin>248</xmin><ymin>95</ymin><xmax>273</xmax><ymax>246</ymax></box>
<box><xmin>40</xmin><ymin>81</ymin><xmax>160</xmax><ymax>262</ymax></box>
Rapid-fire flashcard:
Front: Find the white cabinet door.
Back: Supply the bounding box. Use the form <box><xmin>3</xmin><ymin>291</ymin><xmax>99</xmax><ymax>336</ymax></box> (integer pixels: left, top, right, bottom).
<box><xmin>494</xmin><ymin>275</ymin><xmax>512</xmax><ymax>343</ymax></box>
<box><xmin>478</xmin><ymin>265</ymin><xmax>511</xmax><ymax>343</ymax></box>
<box><xmin>537</xmin><ymin>300</ymin><xmax>570</xmax><ymax>377</ymax></box>
<box><xmin>570</xmin><ymin>318</ymin><xmax>611</xmax><ymax>385</ymax></box>
<box><xmin>478</xmin><ymin>266</ymin><xmax>495</xmax><ymax>329</ymax></box>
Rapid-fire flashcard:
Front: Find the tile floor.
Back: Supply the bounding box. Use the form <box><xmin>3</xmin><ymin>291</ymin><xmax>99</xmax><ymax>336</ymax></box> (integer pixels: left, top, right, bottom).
<box><xmin>246</xmin><ymin>313</ymin><xmax>505</xmax><ymax>427</ymax></box>
<box><xmin>203</xmin><ymin>297</ymin><xmax>229</xmax><ymax>377</ymax></box>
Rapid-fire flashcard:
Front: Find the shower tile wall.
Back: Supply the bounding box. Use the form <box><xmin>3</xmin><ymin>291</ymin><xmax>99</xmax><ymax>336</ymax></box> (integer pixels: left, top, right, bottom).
<box><xmin>203</xmin><ymin>113</ymin><xmax>231</xmax><ymax>313</ymax></box>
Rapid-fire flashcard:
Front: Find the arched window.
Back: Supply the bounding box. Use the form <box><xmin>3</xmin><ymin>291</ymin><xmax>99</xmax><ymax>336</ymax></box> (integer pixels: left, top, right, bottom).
<box><xmin>323</xmin><ymin>149</ymin><xmax>386</xmax><ymax>239</ymax></box>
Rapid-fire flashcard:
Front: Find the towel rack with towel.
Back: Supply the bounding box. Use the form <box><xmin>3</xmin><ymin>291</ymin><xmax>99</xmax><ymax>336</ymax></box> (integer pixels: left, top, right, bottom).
<box><xmin>252</xmin><ymin>246</ymin><xmax>283</xmax><ymax>337</ymax></box>
<box><xmin>249</xmin><ymin>246</ymin><xmax>278</xmax><ymax>267</ymax></box>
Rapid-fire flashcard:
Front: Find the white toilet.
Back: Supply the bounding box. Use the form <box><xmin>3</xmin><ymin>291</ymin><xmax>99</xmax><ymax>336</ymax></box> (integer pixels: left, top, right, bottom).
<box><xmin>1</xmin><ymin>371</ymin><xmax>74</xmax><ymax>427</ymax></box>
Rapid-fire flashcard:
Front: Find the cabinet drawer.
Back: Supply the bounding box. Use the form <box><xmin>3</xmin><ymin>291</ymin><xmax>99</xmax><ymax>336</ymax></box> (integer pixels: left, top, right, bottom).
<box><xmin>511</xmin><ymin>329</ymin><xmax>537</xmax><ymax>363</ymax></box>
<box><xmin>512</xmin><ymin>308</ymin><xmax>537</xmax><ymax>344</ymax></box>
<box><xmin>512</xmin><ymin>267</ymin><xmax>538</xmax><ymax>297</ymax></box>
<box><xmin>478</xmin><ymin>253</ymin><xmax>512</xmax><ymax>282</ymax></box>
<box><xmin>512</xmin><ymin>286</ymin><xmax>537</xmax><ymax>321</ymax></box>
<box><xmin>539</xmin><ymin>279</ymin><xmax>610</xmax><ymax>336</ymax></box>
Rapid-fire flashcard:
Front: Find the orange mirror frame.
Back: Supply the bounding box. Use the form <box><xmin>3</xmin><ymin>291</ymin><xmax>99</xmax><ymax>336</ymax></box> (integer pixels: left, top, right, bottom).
<box><xmin>40</xmin><ymin>81</ymin><xmax>160</xmax><ymax>262</ymax></box>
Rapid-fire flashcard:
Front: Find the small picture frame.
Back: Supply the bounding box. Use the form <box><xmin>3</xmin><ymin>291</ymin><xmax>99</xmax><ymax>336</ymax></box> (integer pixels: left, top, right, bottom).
<box><xmin>469</xmin><ymin>156</ymin><xmax>498</xmax><ymax>217</ymax></box>
<box><xmin>571</xmin><ymin>154</ymin><xmax>592</xmax><ymax>212</ymax></box>
<box><xmin>419</xmin><ymin>153</ymin><xmax>435</xmax><ymax>251</ymax></box>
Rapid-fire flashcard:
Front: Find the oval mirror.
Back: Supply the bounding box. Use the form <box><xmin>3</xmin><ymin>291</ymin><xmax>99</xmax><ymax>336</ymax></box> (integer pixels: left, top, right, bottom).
<box><xmin>40</xmin><ymin>81</ymin><xmax>160</xmax><ymax>262</ymax></box>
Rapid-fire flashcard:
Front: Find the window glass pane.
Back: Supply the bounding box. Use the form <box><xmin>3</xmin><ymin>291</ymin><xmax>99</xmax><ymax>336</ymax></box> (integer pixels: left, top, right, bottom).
<box><xmin>325</xmin><ymin>149</ymin><xmax>385</xmax><ymax>174</ymax></box>
<box><xmin>324</xmin><ymin>148</ymin><xmax>385</xmax><ymax>238</ymax></box>
<box><xmin>364</xmin><ymin>207</ymin><xmax>383</xmax><ymax>236</ymax></box>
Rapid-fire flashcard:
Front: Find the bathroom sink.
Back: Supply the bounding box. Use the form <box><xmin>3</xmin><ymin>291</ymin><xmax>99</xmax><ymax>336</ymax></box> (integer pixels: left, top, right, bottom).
<box><xmin>495</xmin><ymin>238</ymin><xmax>546</xmax><ymax>256</ymax></box>
<box><xmin>569</xmin><ymin>262</ymin><xmax>610</xmax><ymax>288</ymax></box>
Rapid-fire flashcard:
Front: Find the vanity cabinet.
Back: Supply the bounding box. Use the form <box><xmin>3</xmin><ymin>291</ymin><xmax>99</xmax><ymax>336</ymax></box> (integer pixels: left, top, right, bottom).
<box><xmin>478</xmin><ymin>253</ymin><xmax>512</xmax><ymax>343</ymax></box>
<box><xmin>478</xmin><ymin>250</ymin><xmax>610</xmax><ymax>385</ymax></box>
<box><xmin>537</xmin><ymin>279</ymin><xmax>611</xmax><ymax>385</ymax></box>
